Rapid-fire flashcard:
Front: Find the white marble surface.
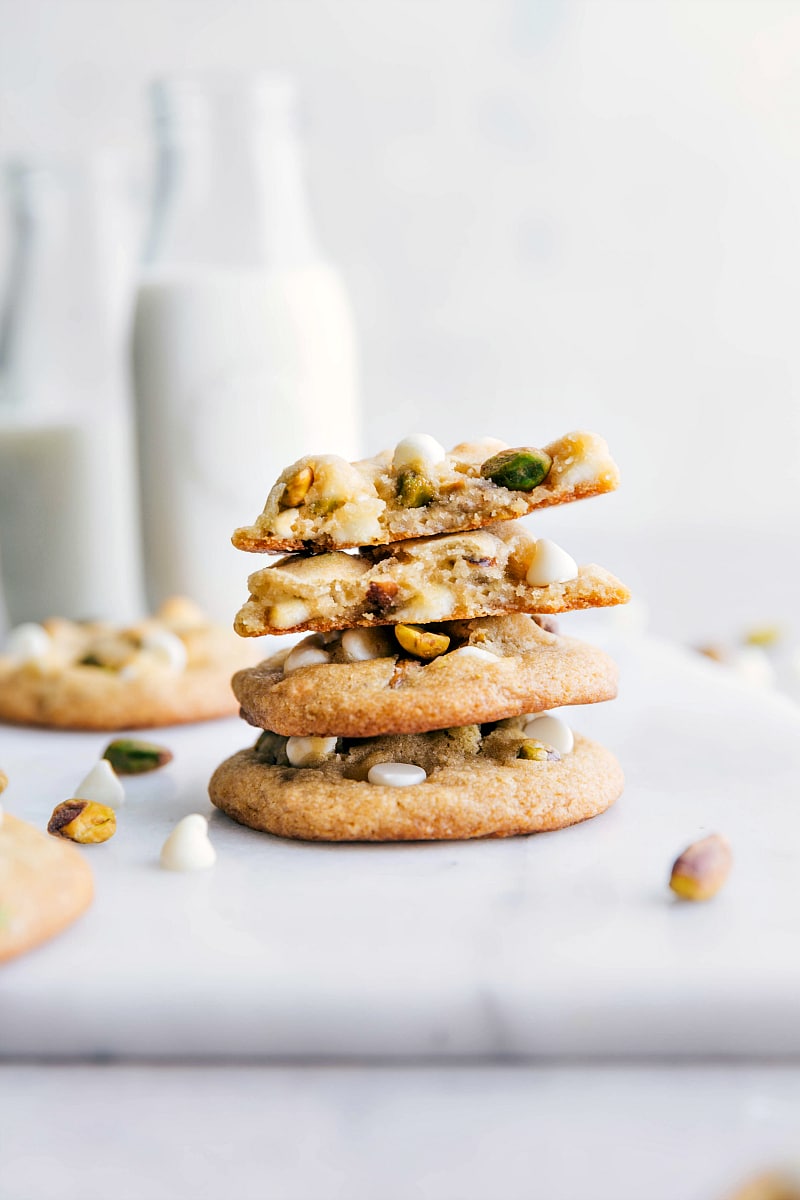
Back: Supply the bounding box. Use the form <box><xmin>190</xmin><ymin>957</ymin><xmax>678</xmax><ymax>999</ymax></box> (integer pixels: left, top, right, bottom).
<box><xmin>3</xmin><ymin>1064</ymin><xmax>800</xmax><ymax>1200</ymax></box>
<box><xmin>2</xmin><ymin>631</ymin><xmax>800</xmax><ymax>1060</ymax></box>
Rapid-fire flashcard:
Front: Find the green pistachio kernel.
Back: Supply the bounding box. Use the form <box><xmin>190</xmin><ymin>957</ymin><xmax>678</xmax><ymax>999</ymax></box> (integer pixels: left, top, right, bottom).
<box><xmin>255</xmin><ymin>731</ymin><xmax>288</xmax><ymax>765</ymax></box>
<box><xmin>396</xmin><ymin>470</ymin><xmax>435</xmax><ymax>508</ymax></box>
<box><xmin>103</xmin><ymin>738</ymin><xmax>173</xmax><ymax>775</ymax></box>
<box><xmin>480</xmin><ymin>447</ymin><xmax>552</xmax><ymax>492</ymax></box>
<box><xmin>517</xmin><ymin>739</ymin><xmax>560</xmax><ymax>762</ymax></box>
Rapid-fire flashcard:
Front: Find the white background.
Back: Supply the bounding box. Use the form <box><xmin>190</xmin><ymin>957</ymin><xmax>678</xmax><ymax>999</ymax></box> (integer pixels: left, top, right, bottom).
<box><xmin>1</xmin><ymin>0</ymin><xmax>800</xmax><ymax>549</ymax></box>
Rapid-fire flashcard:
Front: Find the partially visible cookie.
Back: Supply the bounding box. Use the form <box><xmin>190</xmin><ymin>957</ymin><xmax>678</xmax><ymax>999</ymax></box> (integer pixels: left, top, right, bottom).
<box><xmin>209</xmin><ymin>723</ymin><xmax>624</xmax><ymax>842</ymax></box>
<box><xmin>233</xmin><ymin>614</ymin><xmax>619</xmax><ymax>737</ymax></box>
<box><xmin>232</xmin><ymin>431</ymin><xmax>620</xmax><ymax>553</ymax></box>
<box><xmin>235</xmin><ymin>521</ymin><xmax>629</xmax><ymax>636</ymax></box>
<box><xmin>0</xmin><ymin>596</ymin><xmax>262</xmax><ymax>730</ymax></box>
<box><xmin>0</xmin><ymin>812</ymin><xmax>94</xmax><ymax>962</ymax></box>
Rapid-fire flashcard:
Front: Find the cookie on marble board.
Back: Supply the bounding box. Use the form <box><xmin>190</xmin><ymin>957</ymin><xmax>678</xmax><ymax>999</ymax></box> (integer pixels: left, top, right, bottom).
<box><xmin>0</xmin><ymin>596</ymin><xmax>262</xmax><ymax>731</ymax></box>
<box><xmin>233</xmin><ymin>614</ymin><xmax>619</xmax><ymax>738</ymax></box>
<box><xmin>209</xmin><ymin>720</ymin><xmax>624</xmax><ymax>842</ymax></box>
<box><xmin>232</xmin><ymin>431</ymin><xmax>620</xmax><ymax>553</ymax></box>
<box><xmin>0</xmin><ymin>811</ymin><xmax>94</xmax><ymax>962</ymax></box>
<box><xmin>234</xmin><ymin>521</ymin><xmax>629</xmax><ymax>637</ymax></box>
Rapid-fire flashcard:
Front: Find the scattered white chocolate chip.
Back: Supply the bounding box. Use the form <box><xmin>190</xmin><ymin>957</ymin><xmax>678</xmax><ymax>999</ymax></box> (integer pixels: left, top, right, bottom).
<box><xmin>286</xmin><ymin>736</ymin><xmax>339</xmax><ymax>767</ymax></box>
<box><xmin>283</xmin><ymin>637</ymin><xmax>332</xmax><ymax>674</ymax></box>
<box><xmin>4</xmin><ymin>622</ymin><xmax>51</xmax><ymax>664</ymax></box>
<box><xmin>367</xmin><ymin>762</ymin><xmax>427</xmax><ymax>788</ymax></box>
<box><xmin>73</xmin><ymin>760</ymin><xmax>126</xmax><ymax>810</ymax></box>
<box><xmin>525</xmin><ymin>539</ymin><xmax>578</xmax><ymax>587</ymax></box>
<box><xmin>160</xmin><ymin>814</ymin><xmax>216</xmax><ymax>872</ymax></box>
<box><xmin>140</xmin><ymin>627</ymin><xmax>188</xmax><ymax>672</ymax></box>
<box><xmin>523</xmin><ymin>714</ymin><xmax>574</xmax><ymax>755</ymax></box>
<box><xmin>340</xmin><ymin>627</ymin><xmax>390</xmax><ymax>662</ymax></box>
<box><xmin>450</xmin><ymin>646</ymin><xmax>500</xmax><ymax>662</ymax></box>
<box><xmin>393</xmin><ymin>434</ymin><xmax>446</xmax><ymax>472</ymax></box>
<box><xmin>268</xmin><ymin>599</ymin><xmax>312</xmax><ymax>630</ymax></box>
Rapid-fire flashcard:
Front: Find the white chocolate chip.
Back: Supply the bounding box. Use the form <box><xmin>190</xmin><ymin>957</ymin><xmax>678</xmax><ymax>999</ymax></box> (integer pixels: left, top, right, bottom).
<box><xmin>286</xmin><ymin>736</ymin><xmax>339</xmax><ymax>767</ymax></box>
<box><xmin>525</xmin><ymin>539</ymin><xmax>579</xmax><ymax>587</ymax></box>
<box><xmin>523</xmin><ymin>714</ymin><xmax>574</xmax><ymax>755</ymax></box>
<box><xmin>367</xmin><ymin>762</ymin><xmax>427</xmax><ymax>787</ymax></box>
<box><xmin>400</xmin><ymin>585</ymin><xmax>454</xmax><ymax>624</ymax></box>
<box><xmin>272</xmin><ymin>507</ymin><xmax>300</xmax><ymax>538</ymax></box>
<box><xmin>450</xmin><ymin>646</ymin><xmax>500</xmax><ymax>662</ymax></box>
<box><xmin>4</xmin><ymin>623</ymin><xmax>51</xmax><ymax>664</ymax></box>
<box><xmin>268</xmin><ymin>599</ymin><xmax>312</xmax><ymax>630</ymax></box>
<box><xmin>140</xmin><ymin>628</ymin><xmax>188</xmax><ymax>672</ymax></box>
<box><xmin>160</xmin><ymin>814</ymin><xmax>216</xmax><ymax>871</ymax></box>
<box><xmin>340</xmin><ymin>627</ymin><xmax>391</xmax><ymax>662</ymax></box>
<box><xmin>393</xmin><ymin>434</ymin><xmax>446</xmax><ymax>473</ymax></box>
<box><xmin>73</xmin><ymin>760</ymin><xmax>126</xmax><ymax>810</ymax></box>
<box><xmin>283</xmin><ymin>637</ymin><xmax>332</xmax><ymax>674</ymax></box>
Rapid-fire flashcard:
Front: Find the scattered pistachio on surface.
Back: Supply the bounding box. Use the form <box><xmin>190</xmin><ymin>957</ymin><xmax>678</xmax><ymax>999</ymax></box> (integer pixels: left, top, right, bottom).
<box><xmin>395</xmin><ymin>623</ymin><xmax>451</xmax><ymax>659</ymax></box>
<box><xmin>743</xmin><ymin>624</ymin><xmax>783</xmax><ymax>648</ymax></box>
<box><xmin>480</xmin><ymin>447</ymin><xmax>552</xmax><ymax>491</ymax></box>
<box><xmin>396</xmin><ymin>469</ymin><xmax>435</xmax><ymax>508</ymax></box>
<box><xmin>517</xmin><ymin>739</ymin><xmax>560</xmax><ymax>762</ymax></box>
<box><xmin>281</xmin><ymin>465</ymin><xmax>314</xmax><ymax>508</ymax></box>
<box><xmin>103</xmin><ymin>738</ymin><xmax>173</xmax><ymax>775</ymax></box>
<box><xmin>0</xmin><ymin>769</ymin><xmax>7</xmax><ymax>795</ymax></box>
<box><xmin>669</xmin><ymin>833</ymin><xmax>732</xmax><ymax>901</ymax></box>
<box><xmin>48</xmin><ymin>800</ymin><xmax>116</xmax><ymax>844</ymax></box>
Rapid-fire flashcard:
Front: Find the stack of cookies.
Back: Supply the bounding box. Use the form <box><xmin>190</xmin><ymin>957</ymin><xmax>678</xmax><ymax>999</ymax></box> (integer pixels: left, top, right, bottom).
<box><xmin>210</xmin><ymin>432</ymin><xmax>630</xmax><ymax>842</ymax></box>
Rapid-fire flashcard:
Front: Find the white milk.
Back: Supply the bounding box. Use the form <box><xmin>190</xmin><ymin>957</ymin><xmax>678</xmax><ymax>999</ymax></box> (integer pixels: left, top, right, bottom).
<box><xmin>132</xmin><ymin>261</ymin><xmax>360</xmax><ymax>621</ymax></box>
<box><xmin>0</xmin><ymin>413</ymin><xmax>144</xmax><ymax>625</ymax></box>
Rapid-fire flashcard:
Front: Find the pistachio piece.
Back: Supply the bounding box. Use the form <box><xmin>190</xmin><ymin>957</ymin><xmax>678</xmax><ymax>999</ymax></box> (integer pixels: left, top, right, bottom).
<box><xmin>396</xmin><ymin>469</ymin><xmax>435</xmax><ymax>508</ymax></box>
<box><xmin>517</xmin><ymin>739</ymin><xmax>561</xmax><ymax>762</ymax></box>
<box><xmin>366</xmin><ymin>580</ymin><xmax>399</xmax><ymax>613</ymax></box>
<box><xmin>281</xmin><ymin>465</ymin><xmax>314</xmax><ymax>509</ymax></box>
<box><xmin>480</xmin><ymin>446</ymin><xmax>552</xmax><ymax>491</ymax></box>
<box><xmin>103</xmin><ymin>738</ymin><xmax>173</xmax><ymax>775</ymax></box>
<box><xmin>395</xmin><ymin>623</ymin><xmax>451</xmax><ymax>659</ymax></box>
<box><xmin>0</xmin><ymin>769</ymin><xmax>8</xmax><ymax>795</ymax></box>
<box><xmin>48</xmin><ymin>800</ymin><xmax>116</xmax><ymax>844</ymax></box>
<box><xmin>669</xmin><ymin>834</ymin><xmax>732</xmax><ymax>901</ymax></box>
<box><xmin>255</xmin><ymin>731</ymin><xmax>288</xmax><ymax>764</ymax></box>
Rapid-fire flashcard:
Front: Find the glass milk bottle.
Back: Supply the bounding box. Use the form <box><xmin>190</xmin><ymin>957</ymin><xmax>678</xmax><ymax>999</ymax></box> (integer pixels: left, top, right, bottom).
<box><xmin>132</xmin><ymin>74</ymin><xmax>360</xmax><ymax>620</ymax></box>
<box><xmin>0</xmin><ymin>159</ymin><xmax>144</xmax><ymax>626</ymax></box>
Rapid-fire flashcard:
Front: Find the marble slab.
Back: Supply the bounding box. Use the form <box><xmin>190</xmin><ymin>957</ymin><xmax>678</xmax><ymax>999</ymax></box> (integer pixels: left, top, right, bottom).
<box><xmin>2</xmin><ymin>629</ymin><xmax>800</xmax><ymax>1060</ymax></box>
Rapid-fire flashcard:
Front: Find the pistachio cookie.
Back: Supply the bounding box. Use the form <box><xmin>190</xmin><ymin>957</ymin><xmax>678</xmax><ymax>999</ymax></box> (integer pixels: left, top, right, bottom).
<box><xmin>209</xmin><ymin>719</ymin><xmax>624</xmax><ymax>841</ymax></box>
<box><xmin>235</xmin><ymin>521</ymin><xmax>629</xmax><ymax>636</ymax></box>
<box><xmin>233</xmin><ymin>431</ymin><xmax>619</xmax><ymax>553</ymax></box>
<box><xmin>233</xmin><ymin>614</ymin><xmax>619</xmax><ymax>737</ymax></box>
<box><xmin>0</xmin><ymin>811</ymin><xmax>94</xmax><ymax>962</ymax></box>
<box><xmin>0</xmin><ymin>597</ymin><xmax>262</xmax><ymax>730</ymax></box>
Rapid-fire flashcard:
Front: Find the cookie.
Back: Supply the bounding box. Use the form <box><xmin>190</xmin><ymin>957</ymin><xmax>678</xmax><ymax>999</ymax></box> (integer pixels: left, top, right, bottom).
<box><xmin>0</xmin><ymin>596</ymin><xmax>261</xmax><ymax>730</ymax></box>
<box><xmin>0</xmin><ymin>812</ymin><xmax>94</xmax><ymax>962</ymax></box>
<box><xmin>209</xmin><ymin>721</ymin><xmax>624</xmax><ymax>841</ymax></box>
<box><xmin>232</xmin><ymin>431</ymin><xmax>619</xmax><ymax>553</ymax></box>
<box><xmin>235</xmin><ymin>522</ymin><xmax>629</xmax><ymax>635</ymax></box>
<box><xmin>233</xmin><ymin>614</ymin><xmax>619</xmax><ymax>737</ymax></box>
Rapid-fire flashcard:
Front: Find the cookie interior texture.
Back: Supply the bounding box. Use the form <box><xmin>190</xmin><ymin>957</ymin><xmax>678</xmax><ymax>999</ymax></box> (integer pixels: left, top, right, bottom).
<box><xmin>233</xmin><ymin>614</ymin><xmax>619</xmax><ymax>737</ymax></box>
<box><xmin>235</xmin><ymin>521</ymin><xmax>630</xmax><ymax>636</ymax></box>
<box><xmin>232</xmin><ymin>431</ymin><xmax>619</xmax><ymax>553</ymax></box>
<box><xmin>0</xmin><ymin>813</ymin><xmax>94</xmax><ymax>961</ymax></box>
<box><xmin>209</xmin><ymin>726</ymin><xmax>624</xmax><ymax>842</ymax></box>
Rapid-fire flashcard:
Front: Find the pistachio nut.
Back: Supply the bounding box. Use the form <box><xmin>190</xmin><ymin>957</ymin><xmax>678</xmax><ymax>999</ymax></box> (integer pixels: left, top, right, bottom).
<box><xmin>517</xmin><ymin>739</ymin><xmax>561</xmax><ymax>762</ymax></box>
<box><xmin>281</xmin><ymin>465</ymin><xmax>314</xmax><ymax>509</ymax></box>
<box><xmin>0</xmin><ymin>768</ymin><xmax>7</xmax><ymax>795</ymax></box>
<box><xmin>103</xmin><ymin>738</ymin><xmax>173</xmax><ymax>775</ymax></box>
<box><xmin>396</xmin><ymin>469</ymin><xmax>435</xmax><ymax>508</ymax></box>
<box><xmin>395</xmin><ymin>623</ymin><xmax>451</xmax><ymax>659</ymax></box>
<box><xmin>48</xmin><ymin>800</ymin><xmax>116</xmax><ymax>844</ymax></box>
<box><xmin>480</xmin><ymin>447</ymin><xmax>552</xmax><ymax>491</ymax></box>
<box><xmin>669</xmin><ymin>833</ymin><xmax>732</xmax><ymax>901</ymax></box>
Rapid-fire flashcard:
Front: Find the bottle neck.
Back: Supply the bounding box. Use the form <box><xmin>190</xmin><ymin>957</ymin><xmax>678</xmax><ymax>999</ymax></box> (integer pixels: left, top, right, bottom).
<box><xmin>144</xmin><ymin>76</ymin><xmax>318</xmax><ymax>272</ymax></box>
